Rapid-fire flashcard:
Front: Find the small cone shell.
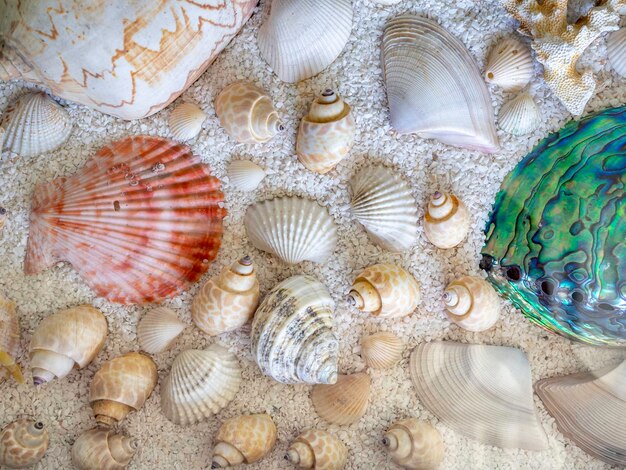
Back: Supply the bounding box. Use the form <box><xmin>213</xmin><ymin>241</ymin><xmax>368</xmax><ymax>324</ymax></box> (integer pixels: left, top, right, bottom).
<box><xmin>137</xmin><ymin>307</ymin><xmax>186</xmax><ymax>354</ymax></box>
<box><xmin>0</xmin><ymin>294</ymin><xmax>23</xmax><ymax>383</ymax></box>
<box><xmin>498</xmin><ymin>92</ymin><xmax>541</xmax><ymax>136</ymax></box>
<box><xmin>0</xmin><ymin>420</ymin><xmax>49</xmax><ymax>469</ymax></box>
<box><xmin>311</xmin><ymin>373</ymin><xmax>371</xmax><ymax>425</ymax></box>
<box><xmin>443</xmin><ymin>276</ymin><xmax>500</xmax><ymax>332</ymax></box>
<box><xmin>285</xmin><ymin>430</ymin><xmax>348</xmax><ymax>470</ymax></box>
<box><xmin>360</xmin><ymin>332</ymin><xmax>403</xmax><ymax>370</ymax></box>
<box><xmin>423</xmin><ymin>192</ymin><xmax>470</xmax><ymax>249</ymax></box>
<box><xmin>383</xmin><ymin>419</ymin><xmax>444</xmax><ymax>470</ymax></box>
<box><xmin>484</xmin><ymin>38</ymin><xmax>533</xmax><ymax>92</ymax></box>
<box><xmin>228</xmin><ymin>160</ymin><xmax>266</xmax><ymax>192</ymax></box>
<box><xmin>168</xmin><ymin>102</ymin><xmax>206</xmax><ymax>141</ymax></box>
<box><xmin>211</xmin><ymin>414</ymin><xmax>277</xmax><ymax>468</ymax></box>
<box><xmin>72</xmin><ymin>427</ymin><xmax>137</xmax><ymax>470</ymax></box>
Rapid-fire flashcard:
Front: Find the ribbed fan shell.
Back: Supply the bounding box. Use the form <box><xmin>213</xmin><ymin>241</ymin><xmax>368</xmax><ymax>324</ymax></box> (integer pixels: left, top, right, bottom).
<box><xmin>311</xmin><ymin>373</ymin><xmax>371</xmax><ymax>425</ymax></box>
<box><xmin>484</xmin><ymin>38</ymin><xmax>534</xmax><ymax>92</ymax></box>
<box><xmin>168</xmin><ymin>102</ymin><xmax>206</xmax><ymax>141</ymax></box>
<box><xmin>137</xmin><ymin>307</ymin><xmax>186</xmax><ymax>354</ymax></box>
<box><xmin>360</xmin><ymin>332</ymin><xmax>403</xmax><ymax>369</ymax></box>
<box><xmin>228</xmin><ymin>160</ymin><xmax>266</xmax><ymax>192</ymax></box>
<box><xmin>608</xmin><ymin>28</ymin><xmax>626</xmax><ymax>78</ymax></box>
<box><xmin>498</xmin><ymin>93</ymin><xmax>541</xmax><ymax>136</ymax></box>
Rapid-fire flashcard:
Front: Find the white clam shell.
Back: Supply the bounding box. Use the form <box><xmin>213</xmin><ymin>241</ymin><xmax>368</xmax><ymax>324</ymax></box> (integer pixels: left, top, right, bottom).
<box><xmin>360</xmin><ymin>332</ymin><xmax>403</xmax><ymax>369</ymax></box>
<box><xmin>137</xmin><ymin>307</ymin><xmax>186</xmax><ymax>354</ymax></box>
<box><xmin>168</xmin><ymin>102</ymin><xmax>206</xmax><ymax>141</ymax></box>
<box><xmin>484</xmin><ymin>38</ymin><xmax>534</xmax><ymax>92</ymax></box>
<box><xmin>257</xmin><ymin>0</ymin><xmax>353</xmax><ymax>83</ymax></box>
<box><xmin>244</xmin><ymin>196</ymin><xmax>338</xmax><ymax>264</ymax></box>
<box><xmin>1</xmin><ymin>92</ymin><xmax>72</xmax><ymax>157</ymax></box>
<box><xmin>228</xmin><ymin>160</ymin><xmax>266</xmax><ymax>192</ymax></box>
<box><xmin>607</xmin><ymin>28</ymin><xmax>626</xmax><ymax>78</ymax></box>
<box><xmin>498</xmin><ymin>92</ymin><xmax>541</xmax><ymax>136</ymax></box>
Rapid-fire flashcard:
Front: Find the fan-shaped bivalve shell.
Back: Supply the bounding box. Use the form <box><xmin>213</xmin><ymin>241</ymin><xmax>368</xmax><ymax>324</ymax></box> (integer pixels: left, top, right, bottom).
<box><xmin>383</xmin><ymin>418</ymin><xmax>444</xmax><ymax>470</ymax></box>
<box><xmin>484</xmin><ymin>38</ymin><xmax>534</xmax><ymax>91</ymax></box>
<box><xmin>360</xmin><ymin>332</ymin><xmax>403</xmax><ymax>369</ymax></box>
<box><xmin>382</xmin><ymin>15</ymin><xmax>498</xmax><ymax>152</ymax></box>
<box><xmin>0</xmin><ymin>294</ymin><xmax>23</xmax><ymax>384</ymax></box>
<box><xmin>423</xmin><ymin>192</ymin><xmax>470</xmax><ymax>249</ymax></box>
<box><xmin>286</xmin><ymin>430</ymin><xmax>347</xmax><ymax>470</ymax></box>
<box><xmin>211</xmin><ymin>414</ymin><xmax>277</xmax><ymax>468</ymax></box>
<box><xmin>257</xmin><ymin>0</ymin><xmax>353</xmax><ymax>83</ymax></box>
<box><xmin>30</xmin><ymin>305</ymin><xmax>107</xmax><ymax>386</ymax></box>
<box><xmin>0</xmin><ymin>92</ymin><xmax>72</xmax><ymax>157</ymax></box>
<box><xmin>72</xmin><ymin>427</ymin><xmax>137</xmax><ymax>470</ymax></box>
<box><xmin>350</xmin><ymin>165</ymin><xmax>419</xmax><ymax>252</ymax></box>
<box><xmin>311</xmin><ymin>373</ymin><xmax>371</xmax><ymax>425</ymax></box>
<box><xmin>89</xmin><ymin>352</ymin><xmax>158</xmax><ymax>427</ymax></box>
<box><xmin>160</xmin><ymin>344</ymin><xmax>242</xmax><ymax>425</ymax></box>
<box><xmin>0</xmin><ymin>420</ymin><xmax>49</xmax><ymax>469</ymax></box>
<box><xmin>608</xmin><ymin>28</ymin><xmax>626</xmax><ymax>78</ymax></box>
<box><xmin>443</xmin><ymin>276</ymin><xmax>500</xmax><ymax>332</ymax></box>
<box><xmin>535</xmin><ymin>360</ymin><xmax>626</xmax><ymax>467</ymax></box>
<box><xmin>23</xmin><ymin>136</ymin><xmax>225</xmax><ymax>304</ymax></box>
<box><xmin>137</xmin><ymin>307</ymin><xmax>186</xmax><ymax>354</ymax></box>
<box><xmin>244</xmin><ymin>197</ymin><xmax>338</xmax><ymax>264</ymax></box>
<box><xmin>168</xmin><ymin>102</ymin><xmax>206</xmax><ymax>141</ymax></box>
<box><xmin>409</xmin><ymin>342</ymin><xmax>547</xmax><ymax>450</ymax></box>
<box><xmin>228</xmin><ymin>160</ymin><xmax>266</xmax><ymax>192</ymax></box>
<box><xmin>251</xmin><ymin>275</ymin><xmax>338</xmax><ymax>385</ymax></box>
<box><xmin>296</xmin><ymin>89</ymin><xmax>356</xmax><ymax>174</ymax></box>
<box><xmin>498</xmin><ymin>93</ymin><xmax>541</xmax><ymax>136</ymax></box>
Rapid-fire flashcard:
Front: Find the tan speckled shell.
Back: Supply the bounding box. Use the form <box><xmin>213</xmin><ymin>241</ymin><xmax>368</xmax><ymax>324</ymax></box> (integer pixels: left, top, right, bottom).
<box><xmin>360</xmin><ymin>332</ymin><xmax>403</xmax><ymax>370</ymax></box>
<box><xmin>383</xmin><ymin>419</ymin><xmax>444</xmax><ymax>470</ymax></box>
<box><xmin>168</xmin><ymin>102</ymin><xmax>206</xmax><ymax>141</ymax></box>
<box><xmin>443</xmin><ymin>276</ymin><xmax>500</xmax><ymax>332</ymax></box>
<box><xmin>286</xmin><ymin>430</ymin><xmax>348</xmax><ymax>470</ymax></box>
<box><xmin>0</xmin><ymin>294</ymin><xmax>23</xmax><ymax>384</ymax></box>
<box><xmin>484</xmin><ymin>38</ymin><xmax>533</xmax><ymax>92</ymax></box>
<box><xmin>0</xmin><ymin>420</ymin><xmax>49</xmax><ymax>469</ymax></box>
<box><xmin>72</xmin><ymin>427</ymin><xmax>137</xmax><ymax>470</ymax></box>
<box><xmin>211</xmin><ymin>414</ymin><xmax>277</xmax><ymax>468</ymax></box>
<box><xmin>423</xmin><ymin>192</ymin><xmax>470</xmax><ymax>249</ymax></box>
<box><xmin>137</xmin><ymin>307</ymin><xmax>186</xmax><ymax>354</ymax></box>
<box><xmin>311</xmin><ymin>373</ymin><xmax>371</xmax><ymax>426</ymax></box>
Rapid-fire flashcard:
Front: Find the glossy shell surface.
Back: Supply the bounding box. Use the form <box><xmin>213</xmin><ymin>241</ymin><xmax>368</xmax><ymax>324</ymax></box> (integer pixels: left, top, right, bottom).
<box><xmin>0</xmin><ymin>420</ymin><xmax>49</xmax><ymax>469</ymax></box>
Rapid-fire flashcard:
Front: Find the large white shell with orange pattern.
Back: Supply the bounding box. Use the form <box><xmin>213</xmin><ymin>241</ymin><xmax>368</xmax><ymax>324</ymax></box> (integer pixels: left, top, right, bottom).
<box><xmin>23</xmin><ymin>136</ymin><xmax>225</xmax><ymax>304</ymax></box>
<box><xmin>0</xmin><ymin>293</ymin><xmax>23</xmax><ymax>384</ymax></box>
<box><xmin>285</xmin><ymin>430</ymin><xmax>348</xmax><ymax>470</ymax></box>
<box><xmin>383</xmin><ymin>418</ymin><xmax>444</xmax><ymax>470</ymax></box>
<box><xmin>443</xmin><ymin>276</ymin><xmax>500</xmax><ymax>332</ymax></box>
<box><xmin>0</xmin><ymin>419</ymin><xmax>49</xmax><ymax>469</ymax></box>
<box><xmin>211</xmin><ymin>414</ymin><xmax>277</xmax><ymax>468</ymax></box>
<box><xmin>72</xmin><ymin>427</ymin><xmax>137</xmax><ymax>470</ymax></box>
<box><xmin>0</xmin><ymin>1</ymin><xmax>257</xmax><ymax>120</ymax></box>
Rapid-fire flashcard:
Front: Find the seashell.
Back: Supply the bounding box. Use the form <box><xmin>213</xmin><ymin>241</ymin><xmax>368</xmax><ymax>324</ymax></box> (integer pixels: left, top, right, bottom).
<box><xmin>30</xmin><ymin>305</ymin><xmax>107</xmax><ymax>386</ymax></box>
<box><xmin>484</xmin><ymin>38</ymin><xmax>533</xmax><ymax>91</ymax></box>
<box><xmin>0</xmin><ymin>419</ymin><xmax>49</xmax><ymax>469</ymax></box>
<box><xmin>409</xmin><ymin>341</ymin><xmax>547</xmax><ymax>450</ymax></box>
<box><xmin>360</xmin><ymin>332</ymin><xmax>403</xmax><ymax>369</ymax></box>
<box><xmin>192</xmin><ymin>256</ymin><xmax>260</xmax><ymax>336</ymax></box>
<box><xmin>89</xmin><ymin>352</ymin><xmax>158</xmax><ymax>427</ymax></box>
<box><xmin>24</xmin><ymin>136</ymin><xmax>225</xmax><ymax>304</ymax></box>
<box><xmin>296</xmin><ymin>89</ymin><xmax>356</xmax><ymax>174</ymax></box>
<box><xmin>0</xmin><ymin>294</ymin><xmax>23</xmax><ymax>384</ymax></box>
<box><xmin>72</xmin><ymin>427</ymin><xmax>137</xmax><ymax>470</ymax></box>
<box><xmin>228</xmin><ymin>160</ymin><xmax>266</xmax><ymax>192</ymax></box>
<box><xmin>498</xmin><ymin>92</ymin><xmax>541</xmax><ymax>136</ymax></box>
<box><xmin>244</xmin><ymin>197</ymin><xmax>338</xmax><ymax>264</ymax></box>
<box><xmin>160</xmin><ymin>344</ymin><xmax>242</xmax><ymax>425</ymax></box>
<box><xmin>137</xmin><ymin>307</ymin><xmax>186</xmax><ymax>354</ymax></box>
<box><xmin>443</xmin><ymin>276</ymin><xmax>500</xmax><ymax>332</ymax></box>
<box><xmin>0</xmin><ymin>207</ymin><xmax>6</xmax><ymax>232</ymax></box>
<box><xmin>311</xmin><ymin>373</ymin><xmax>371</xmax><ymax>425</ymax></box>
<box><xmin>211</xmin><ymin>414</ymin><xmax>277</xmax><ymax>468</ymax></box>
<box><xmin>382</xmin><ymin>15</ymin><xmax>499</xmax><ymax>153</ymax></box>
<box><xmin>350</xmin><ymin>165</ymin><xmax>419</xmax><ymax>252</ymax></box>
<box><xmin>285</xmin><ymin>430</ymin><xmax>348</xmax><ymax>470</ymax></box>
<box><xmin>423</xmin><ymin>191</ymin><xmax>470</xmax><ymax>249</ymax></box>
<box><xmin>215</xmin><ymin>82</ymin><xmax>283</xmax><ymax>144</ymax></box>
<box><xmin>535</xmin><ymin>360</ymin><xmax>626</xmax><ymax>467</ymax></box>
<box><xmin>383</xmin><ymin>419</ymin><xmax>444</xmax><ymax>470</ymax></box>
<box><xmin>257</xmin><ymin>0</ymin><xmax>353</xmax><ymax>83</ymax></box>
<box><xmin>168</xmin><ymin>102</ymin><xmax>206</xmax><ymax>141</ymax></box>
<box><xmin>608</xmin><ymin>28</ymin><xmax>626</xmax><ymax>78</ymax></box>
<box><xmin>251</xmin><ymin>275</ymin><xmax>338</xmax><ymax>385</ymax></box>
<box><xmin>0</xmin><ymin>92</ymin><xmax>72</xmax><ymax>157</ymax></box>
<box><xmin>375</xmin><ymin>0</ymin><xmax>402</xmax><ymax>4</ymax></box>
<box><xmin>348</xmin><ymin>263</ymin><xmax>420</xmax><ymax>318</ymax></box>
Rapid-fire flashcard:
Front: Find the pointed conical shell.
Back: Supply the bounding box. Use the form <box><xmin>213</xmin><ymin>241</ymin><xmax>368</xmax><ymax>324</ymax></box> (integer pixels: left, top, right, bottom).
<box><xmin>215</xmin><ymin>82</ymin><xmax>282</xmax><ymax>144</ymax></box>
<box><xmin>244</xmin><ymin>197</ymin><xmax>338</xmax><ymax>264</ymax></box>
<box><xmin>296</xmin><ymin>89</ymin><xmax>356</xmax><ymax>174</ymax></box>
<box><xmin>607</xmin><ymin>28</ymin><xmax>626</xmax><ymax>78</ymax></box>
<box><xmin>0</xmin><ymin>294</ymin><xmax>23</xmax><ymax>384</ymax></box>
<box><xmin>484</xmin><ymin>38</ymin><xmax>533</xmax><ymax>92</ymax></box>
<box><xmin>211</xmin><ymin>414</ymin><xmax>277</xmax><ymax>468</ymax></box>
<box><xmin>382</xmin><ymin>15</ymin><xmax>498</xmax><ymax>153</ymax></box>
<box><xmin>285</xmin><ymin>430</ymin><xmax>348</xmax><ymax>470</ymax></box>
<box><xmin>350</xmin><ymin>165</ymin><xmax>419</xmax><ymax>252</ymax></box>
<box><xmin>89</xmin><ymin>352</ymin><xmax>158</xmax><ymax>427</ymax></box>
<box><xmin>24</xmin><ymin>136</ymin><xmax>225</xmax><ymax>304</ymax></box>
<box><xmin>0</xmin><ymin>420</ymin><xmax>49</xmax><ymax>469</ymax></box>
<box><xmin>535</xmin><ymin>360</ymin><xmax>626</xmax><ymax>467</ymax></box>
<box><xmin>409</xmin><ymin>342</ymin><xmax>547</xmax><ymax>450</ymax></box>
<box><xmin>257</xmin><ymin>0</ymin><xmax>353</xmax><ymax>83</ymax></box>
<box><xmin>443</xmin><ymin>276</ymin><xmax>499</xmax><ymax>332</ymax></box>
<box><xmin>30</xmin><ymin>305</ymin><xmax>107</xmax><ymax>386</ymax></box>
<box><xmin>423</xmin><ymin>192</ymin><xmax>470</xmax><ymax>249</ymax></box>
<box><xmin>0</xmin><ymin>92</ymin><xmax>72</xmax><ymax>157</ymax></box>
<box><xmin>168</xmin><ymin>102</ymin><xmax>206</xmax><ymax>141</ymax></box>
<box><xmin>228</xmin><ymin>160</ymin><xmax>266</xmax><ymax>192</ymax></box>
<box><xmin>498</xmin><ymin>93</ymin><xmax>541</xmax><ymax>136</ymax></box>
<box><xmin>348</xmin><ymin>264</ymin><xmax>420</xmax><ymax>318</ymax></box>
<box><xmin>360</xmin><ymin>332</ymin><xmax>403</xmax><ymax>369</ymax></box>
<box><xmin>160</xmin><ymin>344</ymin><xmax>242</xmax><ymax>425</ymax></box>
<box><xmin>251</xmin><ymin>275</ymin><xmax>338</xmax><ymax>385</ymax></box>
<box><xmin>72</xmin><ymin>427</ymin><xmax>137</xmax><ymax>470</ymax></box>
<box><xmin>137</xmin><ymin>307</ymin><xmax>186</xmax><ymax>354</ymax></box>
<box><xmin>311</xmin><ymin>373</ymin><xmax>371</xmax><ymax>425</ymax></box>
<box><xmin>383</xmin><ymin>419</ymin><xmax>444</xmax><ymax>470</ymax></box>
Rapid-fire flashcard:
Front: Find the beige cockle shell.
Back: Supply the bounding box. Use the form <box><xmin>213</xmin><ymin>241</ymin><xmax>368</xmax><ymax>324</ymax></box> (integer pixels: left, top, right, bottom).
<box><xmin>383</xmin><ymin>419</ymin><xmax>444</xmax><ymax>470</ymax></box>
<box><xmin>484</xmin><ymin>38</ymin><xmax>533</xmax><ymax>92</ymax></box>
<box><xmin>72</xmin><ymin>427</ymin><xmax>137</xmax><ymax>470</ymax></box>
<box><xmin>443</xmin><ymin>276</ymin><xmax>500</xmax><ymax>332</ymax></box>
<box><xmin>192</xmin><ymin>256</ymin><xmax>260</xmax><ymax>336</ymax></box>
<box><xmin>211</xmin><ymin>414</ymin><xmax>277</xmax><ymax>468</ymax></box>
<box><xmin>168</xmin><ymin>102</ymin><xmax>206</xmax><ymax>141</ymax></box>
<box><xmin>0</xmin><ymin>294</ymin><xmax>23</xmax><ymax>384</ymax></box>
<box><xmin>423</xmin><ymin>191</ymin><xmax>470</xmax><ymax>249</ymax></box>
<box><xmin>311</xmin><ymin>373</ymin><xmax>371</xmax><ymax>426</ymax></box>
<box><xmin>89</xmin><ymin>352</ymin><xmax>158</xmax><ymax>427</ymax></box>
<box><xmin>348</xmin><ymin>263</ymin><xmax>420</xmax><ymax>319</ymax></box>
<box><xmin>30</xmin><ymin>305</ymin><xmax>107</xmax><ymax>386</ymax></box>
<box><xmin>360</xmin><ymin>332</ymin><xmax>404</xmax><ymax>370</ymax></box>
<box><xmin>498</xmin><ymin>92</ymin><xmax>541</xmax><ymax>136</ymax></box>
<box><xmin>0</xmin><ymin>419</ymin><xmax>49</xmax><ymax>469</ymax></box>
<box><xmin>228</xmin><ymin>160</ymin><xmax>266</xmax><ymax>192</ymax></box>
<box><xmin>285</xmin><ymin>430</ymin><xmax>348</xmax><ymax>470</ymax></box>
<box><xmin>296</xmin><ymin>89</ymin><xmax>356</xmax><ymax>174</ymax></box>
<box><xmin>137</xmin><ymin>307</ymin><xmax>187</xmax><ymax>354</ymax></box>
<box><xmin>215</xmin><ymin>81</ymin><xmax>283</xmax><ymax>144</ymax></box>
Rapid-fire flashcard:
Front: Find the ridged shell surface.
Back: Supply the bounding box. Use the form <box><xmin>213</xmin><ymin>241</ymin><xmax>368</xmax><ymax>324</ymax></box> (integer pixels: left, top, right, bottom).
<box><xmin>0</xmin><ymin>294</ymin><xmax>22</xmax><ymax>383</ymax></box>
<box><xmin>484</xmin><ymin>38</ymin><xmax>534</xmax><ymax>91</ymax></box>
<box><xmin>443</xmin><ymin>276</ymin><xmax>500</xmax><ymax>332</ymax></box>
<box><xmin>498</xmin><ymin>93</ymin><xmax>541</xmax><ymax>136</ymax></box>
<box><xmin>212</xmin><ymin>414</ymin><xmax>277</xmax><ymax>467</ymax></box>
<box><xmin>608</xmin><ymin>28</ymin><xmax>626</xmax><ymax>78</ymax></box>
<box><xmin>24</xmin><ymin>136</ymin><xmax>225</xmax><ymax>304</ymax></box>
<box><xmin>360</xmin><ymin>332</ymin><xmax>403</xmax><ymax>369</ymax></box>
<box><xmin>383</xmin><ymin>419</ymin><xmax>444</xmax><ymax>470</ymax></box>
<box><xmin>168</xmin><ymin>102</ymin><xmax>206</xmax><ymax>141</ymax></box>
<box><xmin>0</xmin><ymin>420</ymin><xmax>49</xmax><ymax>469</ymax></box>
<box><xmin>137</xmin><ymin>307</ymin><xmax>186</xmax><ymax>354</ymax></box>
<box><xmin>286</xmin><ymin>430</ymin><xmax>348</xmax><ymax>470</ymax></box>
<box><xmin>72</xmin><ymin>427</ymin><xmax>137</xmax><ymax>470</ymax></box>
<box><xmin>228</xmin><ymin>160</ymin><xmax>266</xmax><ymax>192</ymax></box>
<box><xmin>311</xmin><ymin>373</ymin><xmax>371</xmax><ymax>425</ymax></box>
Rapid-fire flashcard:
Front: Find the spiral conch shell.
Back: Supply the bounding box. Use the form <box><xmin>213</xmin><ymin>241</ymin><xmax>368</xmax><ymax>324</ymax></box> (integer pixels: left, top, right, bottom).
<box><xmin>360</xmin><ymin>332</ymin><xmax>403</xmax><ymax>370</ymax></box>
<box><xmin>0</xmin><ymin>420</ymin><xmax>49</xmax><ymax>469</ymax></box>
<box><xmin>211</xmin><ymin>414</ymin><xmax>277</xmax><ymax>468</ymax></box>
<box><xmin>296</xmin><ymin>89</ymin><xmax>356</xmax><ymax>174</ymax></box>
<box><xmin>215</xmin><ymin>82</ymin><xmax>283</xmax><ymax>144</ymax></box>
<box><xmin>30</xmin><ymin>305</ymin><xmax>107</xmax><ymax>386</ymax></box>
<box><xmin>311</xmin><ymin>373</ymin><xmax>371</xmax><ymax>425</ymax></box>
<box><xmin>137</xmin><ymin>307</ymin><xmax>186</xmax><ymax>354</ymax></box>
<box><xmin>286</xmin><ymin>430</ymin><xmax>348</xmax><ymax>470</ymax></box>
<box><xmin>383</xmin><ymin>419</ymin><xmax>444</xmax><ymax>470</ymax></box>
<box><xmin>89</xmin><ymin>352</ymin><xmax>158</xmax><ymax>427</ymax></box>
<box><xmin>72</xmin><ymin>427</ymin><xmax>137</xmax><ymax>470</ymax></box>
<box><xmin>423</xmin><ymin>191</ymin><xmax>470</xmax><ymax>249</ymax></box>
<box><xmin>0</xmin><ymin>294</ymin><xmax>23</xmax><ymax>384</ymax></box>
<box><xmin>443</xmin><ymin>276</ymin><xmax>500</xmax><ymax>332</ymax></box>
<box><xmin>348</xmin><ymin>264</ymin><xmax>420</xmax><ymax>319</ymax></box>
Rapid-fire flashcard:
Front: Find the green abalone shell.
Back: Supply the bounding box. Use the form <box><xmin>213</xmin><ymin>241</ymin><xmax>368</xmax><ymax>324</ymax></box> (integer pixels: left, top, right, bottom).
<box><xmin>481</xmin><ymin>107</ymin><xmax>625</xmax><ymax>347</ymax></box>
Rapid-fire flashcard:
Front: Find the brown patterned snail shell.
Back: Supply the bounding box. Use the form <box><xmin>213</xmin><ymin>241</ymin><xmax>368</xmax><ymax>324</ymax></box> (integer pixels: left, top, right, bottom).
<box><xmin>72</xmin><ymin>427</ymin><xmax>137</xmax><ymax>470</ymax></box>
<box><xmin>211</xmin><ymin>414</ymin><xmax>277</xmax><ymax>468</ymax></box>
<box><xmin>383</xmin><ymin>418</ymin><xmax>444</xmax><ymax>470</ymax></box>
<box><xmin>0</xmin><ymin>419</ymin><xmax>49</xmax><ymax>469</ymax></box>
<box><xmin>285</xmin><ymin>430</ymin><xmax>348</xmax><ymax>470</ymax></box>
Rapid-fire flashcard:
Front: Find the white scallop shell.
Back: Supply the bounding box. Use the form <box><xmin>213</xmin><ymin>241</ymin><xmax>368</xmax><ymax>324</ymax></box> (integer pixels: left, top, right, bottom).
<box><xmin>168</xmin><ymin>102</ymin><xmax>206</xmax><ymax>141</ymax></box>
<box><xmin>360</xmin><ymin>332</ymin><xmax>403</xmax><ymax>369</ymax></box>
<box><xmin>228</xmin><ymin>160</ymin><xmax>266</xmax><ymax>192</ymax></box>
<box><xmin>257</xmin><ymin>0</ymin><xmax>353</xmax><ymax>83</ymax></box>
<box><xmin>498</xmin><ymin>92</ymin><xmax>541</xmax><ymax>136</ymax></box>
<box><xmin>607</xmin><ymin>28</ymin><xmax>626</xmax><ymax>78</ymax></box>
<box><xmin>350</xmin><ymin>165</ymin><xmax>418</xmax><ymax>252</ymax></box>
<box><xmin>484</xmin><ymin>38</ymin><xmax>534</xmax><ymax>92</ymax></box>
<box><xmin>244</xmin><ymin>197</ymin><xmax>338</xmax><ymax>264</ymax></box>
<box><xmin>137</xmin><ymin>307</ymin><xmax>186</xmax><ymax>354</ymax></box>
<box><xmin>1</xmin><ymin>92</ymin><xmax>72</xmax><ymax>157</ymax></box>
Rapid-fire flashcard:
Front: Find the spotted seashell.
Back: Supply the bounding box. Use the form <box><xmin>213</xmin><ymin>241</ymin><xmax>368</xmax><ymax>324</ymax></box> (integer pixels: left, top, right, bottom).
<box><xmin>443</xmin><ymin>276</ymin><xmax>500</xmax><ymax>332</ymax></box>
<box><xmin>383</xmin><ymin>418</ymin><xmax>444</xmax><ymax>470</ymax></box>
<box><xmin>285</xmin><ymin>430</ymin><xmax>348</xmax><ymax>470</ymax></box>
<box><xmin>211</xmin><ymin>414</ymin><xmax>277</xmax><ymax>468</ymax></box>
<box><xmin>72</xmin><ymin>427</ymin><xmax>137</xmax><ymax>470</ymax></box>
<box><xmin>423</xmin><ymin>191</ymin><xmax>470</xmax><ymax>249</ymax></box>
<box><xmin>0</xmin><ymin>419</ymin><xmax>49</xmax><ymax>469</ymax></box>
